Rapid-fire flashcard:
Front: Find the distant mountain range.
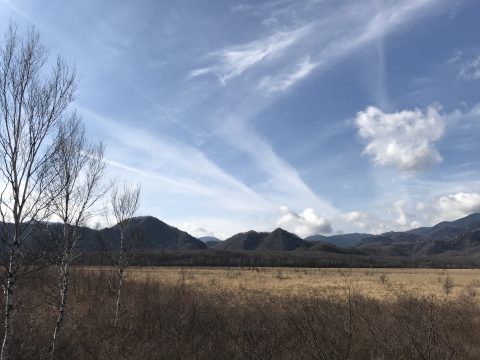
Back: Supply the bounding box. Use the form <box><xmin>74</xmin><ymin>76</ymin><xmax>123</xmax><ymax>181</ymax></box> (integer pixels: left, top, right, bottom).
<box><xmin>305</xmin><ymin>233</ymin><xmax>371</xmax><ymax>247</ymax></box>
<box><xmin>4</xmin><ymin>213</ymin><xmax>480</xmax><ymax>258</ymax></box>
<box><xmin>198</xmin><ymin>236</ymin><xmax>221</xmax><ymax>248</ymax></box>
<box><xmin>357</xmin><ymin>213</ymin><xmax>480</xmax><ymax>257</ymax></box>
<box><xmin>87</xmin><ymin>212</ymin><xmax>480</xmax><ymax>256</ymax></box>
<box><xmin>214</xmin><ymin>228</ymin><xmax>309</xmax><ymax>251</ymax></box>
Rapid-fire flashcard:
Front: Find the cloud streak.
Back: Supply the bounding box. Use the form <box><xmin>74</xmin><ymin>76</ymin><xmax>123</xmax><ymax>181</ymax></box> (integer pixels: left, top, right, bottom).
<box><xmin>459</xmin><ymin>55</ymin><xmax>480</xmax><ymax>81</ymax></box>
<box><xmin>190</xmin><ymin>24</ymin><xmax>311</xmax><ymax>84</ymax></box>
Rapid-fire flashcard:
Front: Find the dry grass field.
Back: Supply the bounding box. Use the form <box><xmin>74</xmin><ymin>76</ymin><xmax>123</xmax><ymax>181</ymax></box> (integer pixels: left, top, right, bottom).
<box><xmin>6</xmin><ymin>266</ymin><xmax>480</xmax><ymax>359</ymax></box>
<box><xmin>81</xmin><ymin>266</ymin><xmax>480</xmax><ymax>300</ymax></box>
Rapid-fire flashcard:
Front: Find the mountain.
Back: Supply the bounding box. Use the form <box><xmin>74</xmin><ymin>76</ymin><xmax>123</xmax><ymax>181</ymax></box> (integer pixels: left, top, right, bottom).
<box><xmin>215</xmin><ymin>228</ymin><xmax>309</xmax><ymax>251</ymax></box>
<box><xmin>199</xmin><ymin>236</ymin><xmax>220</xmax><ymax>243</ymax></box>
<box><xmin>305</xmin><ymin>233</ymin><xmax>371</xmax><ymax>247</ymax></box>
<box><xmin>199</xmin><ymin>236</ymin><xmax>222</xmax><ymax>248</ymax></box>
<box><xmin>4</xmin><ymin>213</ymin><xmax>480</xmax><ymax>258</ymax></box>
<box><xmin>101</xmin><ymin>216</ymin><xmax>206</xmax><ymax>251</ymax></box>
<box><xmin>308</xmin><ymin>241</ymin><xmax>366</xmax><ymax>255</ymax></box>
<box><xmin>358</xmin><ymin>213</ymin><xmax>480</xmax><ymax>256</ymax></box>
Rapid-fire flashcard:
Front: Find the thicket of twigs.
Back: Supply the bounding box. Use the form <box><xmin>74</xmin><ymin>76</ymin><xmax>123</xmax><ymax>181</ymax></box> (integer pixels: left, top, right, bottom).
<box><xmin>3</xmin><ymin>268</ymin><xmax>480</xmax><ymax>360</ymax></box>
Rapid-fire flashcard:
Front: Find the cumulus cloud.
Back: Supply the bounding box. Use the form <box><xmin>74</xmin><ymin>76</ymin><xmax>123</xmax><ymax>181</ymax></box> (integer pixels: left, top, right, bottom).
<box><xmin>459</xmin><ymin>55</ymin><xmax>480</xmax><ymax>81</ymax></box>
<box><xmin>343</xmin><ymin>211</ymin><xmax>370</xmax><ymax>229</ymax></box>
<box><xmin>431</xmin><ymin>192</ymin><xmax>480</xmax><ymax>222</ymax></box>
<box><xmin>276</xmin><ymin>206</ymin><xmax>332</xmax><ymax>237</ymax></box>
<box><xmin>355</xmin><ymin>105</ymin><xmax>445</xmax><ymax>172</ymax></box>
<box><xmin>392</xmin><ymin>200</ymin><xmax>421</xmax><ymax>229</ymax></box>
<box><xmin>343</xmin><ymin>202</ymin><xmax>421</xmax><ymax>234</ymax></box>
<box><xmin>181</xmin><ymin>222</ymin><xmax>224</xmax><ymax>239</ymax></box>
<box><xmin>342</xmin><ymin>192</ymin><xmax>480</xmax><ymax>235</ymax></box>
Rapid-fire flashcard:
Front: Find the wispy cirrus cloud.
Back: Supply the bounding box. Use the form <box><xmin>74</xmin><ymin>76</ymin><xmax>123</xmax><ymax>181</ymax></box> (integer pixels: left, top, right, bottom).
<box><xmin>459</xmin><ymin>54</ymin><xmax>480</xmax><ymax>81</ymax></box>
<box><xmin>189</xmin><ymin>24</ymin><xmax>311</xmax><ymax>84</ymax></box>
<box><xmin>184</xmin><ymin>0</ymin><xmax>458</xmax><ymax>234</ymax></box>
<box><xmin>259</xmin><ymin>56</ymin><xmax>317</xmax><ymax>92</ymax></box>
<box><xmin>191</xmin><ymin>0</ymin><xmax>452</xmax><ymax>97</ymax></box>
<box><xmin>5</xmin><ymin>0</ymin><xmax>475</xmax><ymax>238</ymax></box>
<box><xmin>78</xmin><ymin>106</ymin><xmax>271</xmax><ymax>215</ymax></box>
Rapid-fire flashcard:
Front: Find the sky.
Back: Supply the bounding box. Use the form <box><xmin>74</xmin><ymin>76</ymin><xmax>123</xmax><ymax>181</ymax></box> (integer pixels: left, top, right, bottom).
<box><xmin>1</xmin><ymin>0</ymin><xmax>480</xmax><ymax>239</ymax></box>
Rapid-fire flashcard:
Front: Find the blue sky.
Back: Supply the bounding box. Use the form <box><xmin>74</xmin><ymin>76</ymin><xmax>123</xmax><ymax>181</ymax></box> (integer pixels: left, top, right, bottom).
<box><xmin>2</xmin><ymin>0</ymin><xmax>480</xmax><ymax>239</ymax></box>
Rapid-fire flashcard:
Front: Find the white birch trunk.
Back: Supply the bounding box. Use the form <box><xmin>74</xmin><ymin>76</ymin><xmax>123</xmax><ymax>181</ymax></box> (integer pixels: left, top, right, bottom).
<box><xmin>1</xmin><ymin>250</ymin><xmax>16</xmax><ymax>360</ymax></box>
<box><xmin>114</xmin><ymin>227</ymin><xmax>125</xmax><ymax>327</ymax></box>
<box><xmin>50</xmin><ymin>260</ymin><xmax>70</xmax><ymax>359</ymax></box>
<box><xmin>114</xmin><ymin>269</ymin><xmax>124</xmax><ymax>327</ymax></box>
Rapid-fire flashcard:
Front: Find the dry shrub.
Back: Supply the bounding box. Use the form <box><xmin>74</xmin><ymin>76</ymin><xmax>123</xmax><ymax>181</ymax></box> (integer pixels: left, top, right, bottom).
<box><xmin>1</xmin><ymin>268</ymin><xmax>480</xmax><ymax>359</ymax></box>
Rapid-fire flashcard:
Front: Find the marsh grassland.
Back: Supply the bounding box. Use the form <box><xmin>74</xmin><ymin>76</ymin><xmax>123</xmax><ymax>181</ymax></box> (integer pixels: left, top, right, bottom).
<box><xmin>7</xmin><ymin>266</ymin><xmax>480</xmax><ymax>359</ymax></box>
<box><xmin>85</xmin><ymin>266</ymin><xmax>480</xmax><ymax>299</ymax></box>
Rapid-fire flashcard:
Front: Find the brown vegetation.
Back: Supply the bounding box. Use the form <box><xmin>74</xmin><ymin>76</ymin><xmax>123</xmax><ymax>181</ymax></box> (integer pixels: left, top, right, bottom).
<box><xmin>98</xmin><ymin>266</ymin><xmax>480</xmax><ymax>299</ymax></box>
<box><xmin>2</xmin><ymin>267</ymin><xmax>480</xmax><ymax>359</ymax></box>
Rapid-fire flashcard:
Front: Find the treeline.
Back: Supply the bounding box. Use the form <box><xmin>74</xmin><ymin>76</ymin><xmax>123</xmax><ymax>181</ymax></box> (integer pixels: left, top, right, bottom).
<box><xmin>4</xmin><ymin>268</ymin><xmax>480</xmax><ymax>359</ymax></box>
<box><xmin>78</xmin><ymin>249</ymin><xmax>480</xmax><ymax>269</ymax></box>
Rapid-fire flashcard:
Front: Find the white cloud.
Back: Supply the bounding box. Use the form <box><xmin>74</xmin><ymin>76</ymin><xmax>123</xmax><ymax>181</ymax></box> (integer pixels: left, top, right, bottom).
<box><xmin>188</xmin><ymin>68</ymin><xmax>213</xmax><ymax>78</ymax></box>
<box><xmin>448</xmin><ymin>49</ymin><xmax>463</xmax><ymax>63</ymax></box>
<box><xmin>276</xmin><ymin>205</ymin><xmax>332</xmax><ymax>237</ymax></box>
<box><xmin>343</xmin><ymin>211</ymin><xmax>370</xmax><ymax>229</ymax></box>
<box><xmin>355</xmin><ymin>105</ymin><xmax>445</xmax><ymax>172</ymax></box>
<box><xmin>342</xmin><ymin>210</ymin><xmax>393</xmax><ymax>234</ymax></box>
<box><xmin>220</xmin><ymin>120</ymin><xmax>338</xmax><ymax>216</ymax></box>
<box><xmin>231</xmin><ymin>4</ymin><xmax>254</xmax><ymax>13</ymax></box>
<box><xmin>181</xmin><ymin>222</ymin><xmax>224</xmax><ymax>239</ymax></box>
<box><xmin>189</xmin><ymin>25</ymin><xmax>311</xmax><ymax>83</ymax></box>
<box><xmin>259</xmin><ymin>56</ymin><xmax>317</xmax><ymax>92</ymax></box>
<box><xmin>342</xmin><ymin>193</ymin><xmax>480</xmax><ymax>235</ymax></box>
<box><xmin>432</xmin><ymin>192</ymin><xmax>480</xmax><ymax>222</ymax></box>
<box><xmin>459</xmin><ymin>55</ymin><xmax>480</xmax><ymax>81</ymax></box>
<box><xmin>79</xmin><ymin>106</ymin><xmax>271</xmax><ymax>215</ymax></box>
<box><xmin>391</xmin><ymin>200</ymin><xmax>421</xmax><ymax>228</ymax></box>
<box><xmin>343</xmin><ymin>201</ymin><xmax>423</xmax><ymax>234</ymax></box>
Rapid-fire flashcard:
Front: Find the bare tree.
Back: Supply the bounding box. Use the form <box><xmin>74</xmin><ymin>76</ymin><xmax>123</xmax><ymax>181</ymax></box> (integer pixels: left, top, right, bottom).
<box><xmin>110</xmin><ymin>183</ymin><xmax>140</xmax><ymax>326</ymax></box>
<box><xmin>48</xmin><ymin>116</ymin><xmax>106</xmax><ymax>358</ymax></box>
<box><xmin>0</xmin><ymin>23</ymin><xmax>76</xmax><ymax>359</ymax></box>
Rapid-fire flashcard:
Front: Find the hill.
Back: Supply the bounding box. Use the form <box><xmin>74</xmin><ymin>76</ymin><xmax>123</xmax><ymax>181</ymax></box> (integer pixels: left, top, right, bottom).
<box><xmin>305</xmin><ymin>233</ymin><xmax>371</xmax><ymax>247</ymax></box>
<box><xmin>100</xmin><ymin>216</ymin><xmax>206</xmax><ymax>251</ymax></box>
<box><xmin>198</xmin><ymin>236</ymin><xmax>222</xmax><ymax>248</ymax></box>
<box><xmin>359</xmin><ymin>213</ymin><xmax>480</xmax><ymax>256</ymax></box>
<box><xmin>215</xmin><ymin>228</ymin><xmax>309</xmax><ymax>251</ymax></box>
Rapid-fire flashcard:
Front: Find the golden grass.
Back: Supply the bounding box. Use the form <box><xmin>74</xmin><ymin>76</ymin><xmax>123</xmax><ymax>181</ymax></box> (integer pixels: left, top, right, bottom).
<box><xmin>80</xmin><ymin>266</ymin><xmax>480</xmax><ymax>300</ymax></box>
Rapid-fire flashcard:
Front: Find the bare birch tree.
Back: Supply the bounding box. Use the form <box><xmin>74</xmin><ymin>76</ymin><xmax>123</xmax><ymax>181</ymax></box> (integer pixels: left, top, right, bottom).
<box><xmin>48</xmin><ymin>116</ymin><xmax>106</xmax><ymax>358</ymax></box>
<box><xmin>110</xmin><ymin>183</ymin><xmax>140</xmax><ymax>326</ymax></box>
<box><xmin>0</xmin><ymin>23</ymin><xmax>77</xmax><ymax>359</ymax></box>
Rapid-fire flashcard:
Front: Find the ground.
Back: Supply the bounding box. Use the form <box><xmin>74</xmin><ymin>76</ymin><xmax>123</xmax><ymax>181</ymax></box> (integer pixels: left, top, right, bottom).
<box><xmin>82</xmin><ymin>266</ymin><xmax>480</xmax><ymax>300</ymax></box>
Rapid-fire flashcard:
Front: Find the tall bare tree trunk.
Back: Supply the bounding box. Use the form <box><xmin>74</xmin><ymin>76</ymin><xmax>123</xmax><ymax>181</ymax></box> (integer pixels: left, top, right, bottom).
<box><xmin>47</xmin><ymin>117</ymin><xmax>106</xmax><ymax>359</ymax></box>
<box><xmin>1</xmin><ymin>250</ymin><xmax>16</xmax><ymax>360</ymax></box>
<box><xmin>114</xmin><ymin>227</ymin><xmax>125</xmax><ymax>327</ymax></box>
<box><xmin>114</xmin><ymin>268</ymin><xmax>124</xmax><ymax>327</ymax></box>
<box><xmin>50</xmin><ymin>259</ymin><xmax>70</xmax><ymax>359</ymax></box>
<box><xmin>110</xmin><ymin>183</ymin><xmax>140</xmax><ymax>327</ymax></box>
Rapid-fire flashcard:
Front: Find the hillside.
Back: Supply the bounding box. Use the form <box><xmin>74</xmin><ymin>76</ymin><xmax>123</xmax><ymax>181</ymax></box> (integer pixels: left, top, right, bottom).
<box><xmin>305</xmin><ymin>233</ymin><xmax>371</xmax><ymax>247</ymax></box>
<box><xmin>359</xmin><ymin>213</ymin><xmax>480</xmax><ymax>256</ymax></box>
<box><xmin>100</xmin><ymin>216</ymin><xmax>206</xmax><ymax>251</ymax></box>
<box><xmin>215</xmin><ymin>228</ymin><xmax>309</xmax><ymax>251</ymax></box>
<box><xmin>199</xmin><ymin>236</ymin><xmax>222</xmax><ymax>248</ymax></box>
